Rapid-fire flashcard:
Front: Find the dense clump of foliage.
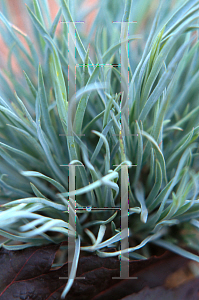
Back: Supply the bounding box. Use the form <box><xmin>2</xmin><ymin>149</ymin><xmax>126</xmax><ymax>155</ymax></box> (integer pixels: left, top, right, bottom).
<box><xmin>0</xmin><ymin>0</ymin><xmax>199</xmax><ymax>297</ymax></box>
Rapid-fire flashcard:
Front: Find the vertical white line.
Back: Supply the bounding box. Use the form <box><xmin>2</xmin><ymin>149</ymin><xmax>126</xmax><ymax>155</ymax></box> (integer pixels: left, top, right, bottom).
<box><xmin>112</xmin><ymin>19</ymin><xmax>137</xmax><ymax>280</ymax></box>
<box><xmin>120</xmin><ymin>21</ymin><xmax>130</xmax><ymax>278</ymax></box>
<box><xmin>68</xmin><ymin>164</ymin><xmax>76</xmax><ymax>277</ymax></box>
<box><xmin>121</xmin><ymin>21</ymin><xmax>129</xmax><ymax>137</ymax></box>
<box><xmin>68</xmin><ymin>21</ymin><xmax>76</xmax><ymax>278</ymax></box>
<box><xmin>120</xmin><ymin>164</ymin><xmax>129</xmax><ymax>278</ymax></box>
<box><xmin>68</xmin><ymin>22</ymin><xmax>76</xmax><ymax>136</ymax></box>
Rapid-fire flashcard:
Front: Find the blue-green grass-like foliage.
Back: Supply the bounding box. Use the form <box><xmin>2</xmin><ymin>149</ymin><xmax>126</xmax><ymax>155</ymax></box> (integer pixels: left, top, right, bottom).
<box><xmin>0</xmin><ymin>0</ymin><xmax>199</xmax><ymax>297</ymax></box>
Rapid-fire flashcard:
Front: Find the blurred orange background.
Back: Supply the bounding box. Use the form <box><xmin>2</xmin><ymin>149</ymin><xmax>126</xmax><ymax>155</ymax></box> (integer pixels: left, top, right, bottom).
<box><xmin>0</xmin><ymin>0</ymin><xmax>98</xmax><ymax>73</ymax></box>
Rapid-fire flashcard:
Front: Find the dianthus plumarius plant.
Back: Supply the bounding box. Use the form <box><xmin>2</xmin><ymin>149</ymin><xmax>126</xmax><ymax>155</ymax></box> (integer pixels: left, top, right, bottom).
<box><xmin>0</xmin><ymin>0</ymin><xmax>199</xmax><ymax>297</ymax></box>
